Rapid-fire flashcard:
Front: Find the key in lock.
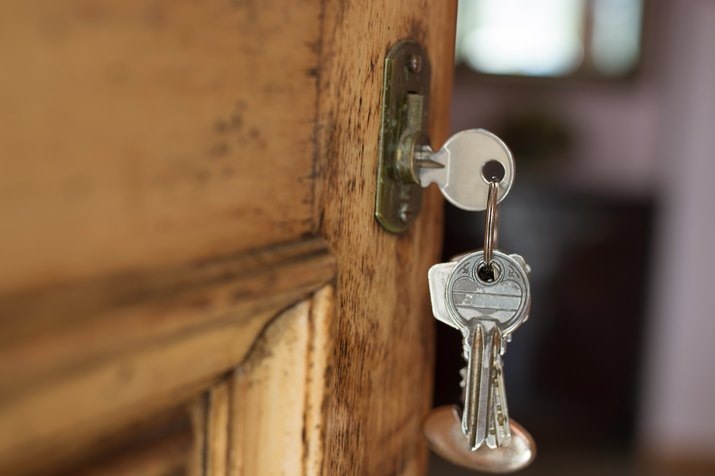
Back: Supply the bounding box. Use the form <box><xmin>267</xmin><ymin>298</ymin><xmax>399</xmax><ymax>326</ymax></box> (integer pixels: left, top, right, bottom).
<box><xmin>417</xmin><ymin>129</ymin><xmax>515</xmax><ymax>211</ymax></box>
<box><xmin>374</xmin><ymin>38</ymin><xmax>516</xmax><ymax>231</ymax></box>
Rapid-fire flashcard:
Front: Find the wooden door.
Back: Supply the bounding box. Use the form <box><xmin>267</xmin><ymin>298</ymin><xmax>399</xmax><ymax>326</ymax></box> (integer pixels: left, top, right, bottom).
<box><xmin>0</xmin><ymin>1</ymin><xmax>456</xmax><ymax>475</ymax></box>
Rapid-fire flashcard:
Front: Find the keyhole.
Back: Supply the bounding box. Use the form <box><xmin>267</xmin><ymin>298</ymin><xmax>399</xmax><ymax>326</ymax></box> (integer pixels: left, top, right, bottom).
<box><xmin>482</xmin><ymin>160</ymin><xmax>506</xmax><ymax>183</ymax></box>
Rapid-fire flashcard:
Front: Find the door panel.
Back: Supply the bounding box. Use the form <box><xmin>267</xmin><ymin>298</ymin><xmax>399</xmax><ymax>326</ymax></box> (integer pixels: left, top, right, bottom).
<box><xmin>0</xmin><ymin>239</ymin><xmax>334</xmax><ymax>474</ymax></box>
<box><xmin>229</xmin><ymin>287</ymin><xmax>332</xmax><ymax>475</ymax></box>
<box><xmin>0</xmin><ymin>0</ymin><xmax>457</xmax><ymax>474</ymax></box>
<box><xmin>0</xmin><ymin>0</ymin><xmax>321</xmax><ymax>293</ymax></box>
<box><xmin>315</xmin><ymin>2</ymin><xmax>456</xmax><ymax>474</ymax></box>
<box><xmin>70</xmin><ymin>409</ymin><xmax>195</xmax><ymax>476</ymax></box>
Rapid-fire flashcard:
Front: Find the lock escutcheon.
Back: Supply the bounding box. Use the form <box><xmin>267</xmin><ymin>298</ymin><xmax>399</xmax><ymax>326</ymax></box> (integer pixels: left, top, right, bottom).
<box><xmin>375</xmin><ymin>40</ymin><xmax>516</xmax><ymax>233</ymax></box>
<box><xmin>374</xmin><ymin>40</ymin><xmax>432</xmax><ymax>233</ymax></box>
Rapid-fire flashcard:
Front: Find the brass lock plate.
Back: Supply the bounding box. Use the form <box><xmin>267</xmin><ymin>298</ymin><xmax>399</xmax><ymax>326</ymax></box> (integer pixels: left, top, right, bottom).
<box><xmin>374</xmin><ymin>40</ymin><xmax>431</xmax><ymax>233</ymax></box>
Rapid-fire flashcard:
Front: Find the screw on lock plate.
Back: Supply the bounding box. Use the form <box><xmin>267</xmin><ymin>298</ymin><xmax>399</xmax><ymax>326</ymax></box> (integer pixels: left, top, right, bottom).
<box><xmin>375</xmin><ymin>40</ymin><xmax>515</xmax><ymax>233</ymax></box>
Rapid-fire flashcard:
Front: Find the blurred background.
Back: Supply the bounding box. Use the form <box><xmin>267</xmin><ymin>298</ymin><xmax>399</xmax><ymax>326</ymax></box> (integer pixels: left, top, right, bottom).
<box><xmin>429</xmin><ymin>1</ymin><xmax>715</xmax><ymax>475</ymax></box>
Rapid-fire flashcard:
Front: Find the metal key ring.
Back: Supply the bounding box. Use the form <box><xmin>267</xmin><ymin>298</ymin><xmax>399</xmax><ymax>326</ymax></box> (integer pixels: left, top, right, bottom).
<box><xmin>483</xmin><ymin>181</ymin><xmax>499</xmax><ymax>268</ymax></box>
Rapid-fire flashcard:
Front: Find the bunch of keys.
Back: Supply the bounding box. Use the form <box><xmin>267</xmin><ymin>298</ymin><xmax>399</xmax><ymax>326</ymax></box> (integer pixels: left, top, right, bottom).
<box><xmin>418</xmin><ymin>130</ymin><xmax>536</xmax><ymax>473</ymax></box>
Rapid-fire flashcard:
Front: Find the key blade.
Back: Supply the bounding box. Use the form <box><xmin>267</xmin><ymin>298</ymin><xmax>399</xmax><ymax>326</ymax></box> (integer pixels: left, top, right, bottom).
<box><xmin>492</xmin><ymin>361</ymin><xmax>511</xmax><ymax>447</ymax></box>
<box><xmin>418</xmin><ymin>147</ymin><xmax>449</xmax><ymax>188</ymax></box>
<box><xmin>463</xmin><ymin>324</ymin><xmax>484</xmax><ymax>449</ymax></box>
<box><xmin>483</xmin><ymin>328</ymin><xmax>509</xmax><ymax>449</ymax></box>
<box><xmin>484</xmin><ymin>326</ymin><xmax>499</xmax><ymax>449</ymax></box>
<box><xmin>489</xmin><ymin>329</ymin><xmax>512</xmax><ymax>448</ymax></box>
<box><xmin>462</xmin><ymin>322</ymin><xmax>497</xmax><ymax>451</ymax></box>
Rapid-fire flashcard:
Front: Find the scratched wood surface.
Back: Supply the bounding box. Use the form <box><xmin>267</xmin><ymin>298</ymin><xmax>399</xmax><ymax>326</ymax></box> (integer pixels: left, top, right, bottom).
<box><xmin>0</xmin><ymin>0</ymin><xmax>321</xmax><ymax>294</ymax></box>
<box><xmin>0</xmin><ymin>0</ymin><xmax>456</xmax><ymax>474</ymax></box>
<box><xmin>222</xmin><ymin>287</ymin><xmax>331</xmax><ymax>476</ymax></box>
<box><xmin>315</xmin><ymin>1</ymin><xmax>457</xmax><ymax>474</ymax></box>
<box><xmin>0</xmin><ymin>239</ymin><xmax>334</xmax><ymax>475</ymax></box>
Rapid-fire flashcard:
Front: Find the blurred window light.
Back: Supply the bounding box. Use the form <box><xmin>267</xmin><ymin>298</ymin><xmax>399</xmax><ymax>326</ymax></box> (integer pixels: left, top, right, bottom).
<box><xmin>456</xmin><ymin>0</ymin><xmax>644</xmax><ymax>78</ymax></box>
<box><xmin>592</xmin><ymin>0</ymin><xmax>643</xmax><ymax>75</ymax></box>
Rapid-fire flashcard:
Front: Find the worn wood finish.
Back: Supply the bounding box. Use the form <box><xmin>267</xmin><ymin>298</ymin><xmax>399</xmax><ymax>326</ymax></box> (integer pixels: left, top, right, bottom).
<box><xmin>315</xmin><ymin>1</ymin><xmax>457</xmax><ymax>474</ymax></box>
<box><xmin>0</xmin><ymin>238</ymin><xmax>334</xmax><ymax>393</ymax></box>
<box><xmin>205</xmin><ymin>381</ymin><xmax>231</xmax><ymax>476</ymax></box>
<box><xmin>0</xmin><ymin>0</ymin><xmax>456</xmax><ymax>474</ymax></box>
<box><xmin>33</xmin><ymin>405</ymin><xmax>196</xmax><ymax>476</ymax></box>
<box><xmin>47</xmin><ymin>397</ymin><xmax>249</xmax><ymax>476</ymax></box>
<box><xmin>74</xmin><ymin>426</ymin><xmax>194</xmax><ymax>476</ymax></box>
<box><xmin>0</xmin><ymin>240</ymin><xmax>334</xmax><ymax>475</ymax></box>
<box><xmin>0</xmin><ymin>314</ymin><xmax>261</xmax><ymax>475</ymax></box>
<box><xmin>186</xmin><ymin>287</ymin><xmax>332</xmax><ymax>475</ymax></box>
<box><xmin>0</xmin><ymin>0</ymin><xmax>321</xmax><ymax>294</ymax></box>
<box><xmin>231</xmin><ymin>287</ymin><xmax>332</xmax><ymax>475</ymax></box>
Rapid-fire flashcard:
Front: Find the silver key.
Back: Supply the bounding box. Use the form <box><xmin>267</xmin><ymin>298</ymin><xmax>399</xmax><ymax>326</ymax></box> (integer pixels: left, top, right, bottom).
<box><xmin>429</xmin><ymin>250</ymin><xmax>531</xmax><ymax>450</ymax></box>
<box><xmin>428</xmin><ymin>251</ymin><xmax>531</xmax><ymax>332</ymax></box>
<box><xmin>419</xmin><ymin>129</ymin><xmax>515</xmax><ymax>211</ymax></box>
<box><xmin>487</xmin><ymin>331</ymin><xmax>509</xmax><ymax>448</ymax></box>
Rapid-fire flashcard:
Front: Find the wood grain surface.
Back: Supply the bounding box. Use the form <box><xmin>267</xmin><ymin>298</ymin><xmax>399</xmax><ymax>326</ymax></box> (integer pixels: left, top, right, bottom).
<box><xmin>0</xmin><ymin>238</ymin><xmax>334</xmax><ymax>393</ymax></box>
<box><xmin>180</xmin><ymin>288</ymin><xmax>332</xmax><ymax>476</ymax></box>
<box><xmin>75</xmin><ymin>426</ymin><xmax>194</xmax><ymax>476</ymax></box>
<box><xmin>0</xmin><ymin>0</ymin><xmax>321</xmax><ymax>294</ymax></box>
<box><xmin>315</xmin><ymin>1</ymin><xmax>457</xmax><ymax>474</ymax></box>
<box><xmin>206</xmin><ymin>381</ymin><xmax>231</xmax><ymax>476</ymax></box>
<box><xmin>231</xmin><ymin>287</ymin><xmax>332</xmax><ymax>475</ymax></box>
<box><xmin>0</xmin><ymin>0</ymin><xmax>456</xmax><ymax>474</ymax></box>
<box><xmin>0</xmin><ymin>239</ymin><xmax>334</xmax><ymax>475</ymax></box>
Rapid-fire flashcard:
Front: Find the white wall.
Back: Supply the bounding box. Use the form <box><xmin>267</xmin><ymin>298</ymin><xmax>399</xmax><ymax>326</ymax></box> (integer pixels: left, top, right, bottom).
<box><xmin>450</xmin><ymin>73</ymin><xmax>662</xmax><ymax>196</ymax></box>
<box><xmin>450</xmin><ymin>0</ymin><xmax>715</xmax><ymax>459</ymax></box>
<box><xmin>640</xmin><ymin>0</ymin><xmax>715</xmax><ymax>459</ymax></box>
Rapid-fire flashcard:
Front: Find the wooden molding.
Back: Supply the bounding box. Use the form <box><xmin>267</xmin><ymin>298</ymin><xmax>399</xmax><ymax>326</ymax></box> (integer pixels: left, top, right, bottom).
<box><xmin>190</xmin><ymin>286</ymin><xmax>333</xmax><ymax>476</ymax></box>
<box><xmin>231</xmin><ymin>287</ymin><xmax>333</xmax><ymax>475</ymax></box>
<box><xmin>0</xmin><ymin>238</ymin><xmax>334</xmax><ymax>392</ymax></box>
<box><xmin>0</xmin><ymin>239</ymin><xmax>335</xmax><ymax>475</ymax></box>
